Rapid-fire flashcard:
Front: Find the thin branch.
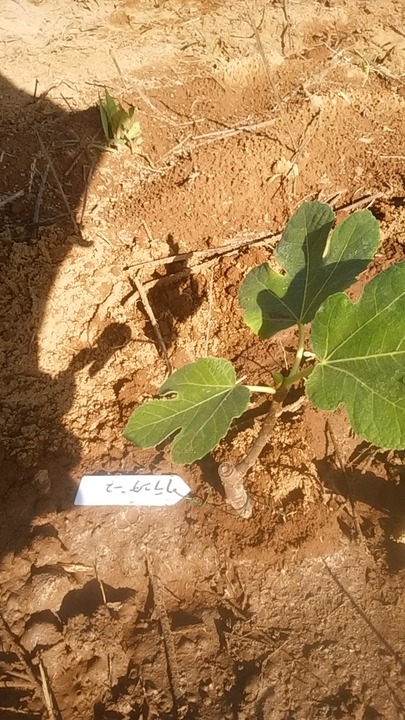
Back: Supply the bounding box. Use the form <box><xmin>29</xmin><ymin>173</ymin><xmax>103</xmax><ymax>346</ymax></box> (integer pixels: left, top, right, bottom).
<box><xmin>132</xmin><ymin>273</ymin><xmax>171</xmax><ymax>375</ymax></box>
<box><xmin>78</xmin><ymin>158</ymin><xmax>96</xmax><ymax>227</ymax></box>
<box><xmin>335</xmin><ymin>192</ymin><xmax>383</xmax><ymax>213</ymax></box>
<box><xmin>126</xmin><ymin>230</ymin><xmax>281</xmax><ymax>272</ymax></box>
<box><xmin>245</xmin><ymin>1</ymin><xmax>297</xmax><ymax>152</ymax></box>
<box><xmin>0</xmin><ymin>189</ymin><xmax>24</xmax><ymax>207</ymax></box>
<box><xmin>146</xmin><ymin>554</ymin><xmax>185</xmax><ymax>717</ymax></box>
<box><xmin>192</xmin><ymin>117</ymin><xmax>277</xmax><ymax>143</ymax></box>
<box><xmin>31</xmin><ymin>163</ymin><xmax>50</xmax><ymax>242</ymax></box>
<box><xmin>0</xmin><ymin>613</ymin><xmax>62</xmax><ymax>719</ymax></box>
<box><xmin>38</xmin><ymin>656</ymin><xmax>58</xmax><ymax>720</ymax></box>
<box><xmin>36</xmin><ymin>133</ymin><xmax>80</xmax><ymax>236</ymax></box>
<box><xmin>281</xmin><ymin>0</ymin><xmax>294</xmax><ymax>55</ymax></box>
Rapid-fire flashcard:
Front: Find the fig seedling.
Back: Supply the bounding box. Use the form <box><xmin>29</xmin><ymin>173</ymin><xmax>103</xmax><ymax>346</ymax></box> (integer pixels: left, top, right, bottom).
<box><xmin>124</xmin><ymin>202</ymin><xmax>405</xmax><ymax>516</ymax></box>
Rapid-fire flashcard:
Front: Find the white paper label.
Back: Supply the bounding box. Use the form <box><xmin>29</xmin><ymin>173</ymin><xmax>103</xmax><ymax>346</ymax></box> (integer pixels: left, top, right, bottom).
<box><xmin>74</xmin><ymin>474</ymin><xmax>191</xmax><ymax>507</ymax></box>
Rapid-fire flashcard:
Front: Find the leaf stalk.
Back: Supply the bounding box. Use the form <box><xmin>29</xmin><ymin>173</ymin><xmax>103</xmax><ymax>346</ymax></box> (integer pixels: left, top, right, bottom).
<box><xmin>246</xmin><ymin>384</ymin><xmax>276</xmax><ymax>395</ymax></box>
<box><xmin>287</xmin><ymin>323</ymin><xmax>306</xmax><ymax>379</ymax></box>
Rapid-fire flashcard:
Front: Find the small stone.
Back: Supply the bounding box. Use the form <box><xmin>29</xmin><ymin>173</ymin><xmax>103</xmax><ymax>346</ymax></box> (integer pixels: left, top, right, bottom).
<box><xmin>33</xmin><ymin>469</ymin><xmax>51</xmax><ymax>496</ymax></box>
<box><xmin>21</xmin><ymin>618</ymin><xmax>62</xmax><ymax>653</ymax></box>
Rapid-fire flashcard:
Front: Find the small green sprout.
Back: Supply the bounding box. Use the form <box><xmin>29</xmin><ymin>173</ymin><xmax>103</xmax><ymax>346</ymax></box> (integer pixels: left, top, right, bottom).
<box><xmin>98</xmin><ymin>89</ymin><xmax>142</xmax><ymax>151</ymax></box>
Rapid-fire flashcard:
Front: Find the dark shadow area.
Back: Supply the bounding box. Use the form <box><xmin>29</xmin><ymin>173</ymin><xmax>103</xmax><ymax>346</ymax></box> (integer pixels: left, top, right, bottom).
<box><xmin>373</xmin><ymin>194</ymin><xmax>405</xmax><ymax>222</ymax></box>
<box><xmin>24</xmin><ymin>608</ymin><xmax>63</xmax><ymax>633</ymax></box>
<box><xmin>316</xmin><ymin>455</ymin><xmax>405</xmax><ymax>568</ymax></box>
<box><xmin>169</xmin><ymin>609</ymin><xmax>202</xmax><ymax>630</ymax></box>
<box><xmin>58</xmin><ymin>579</ymin><xmax>135</xmax><ymax>622</ymax></box>
<box><xmin>123</xmin><ymin>232</ymin><xmax>206</xmax><ymax>354</ymax></box>
<box><xmin>0</xmin><ymin>650</ymin><xmax>41</xmax><ymax>719</ymax></box>
<box><xmin>0</xmin><ymin>74</ymin><xmax>112</xmax><ymax>559</ymax></box>
<box><xmin>316</xmin><ymin>457</ymin><xmax>405</xmax><ymax>515</ymax></box>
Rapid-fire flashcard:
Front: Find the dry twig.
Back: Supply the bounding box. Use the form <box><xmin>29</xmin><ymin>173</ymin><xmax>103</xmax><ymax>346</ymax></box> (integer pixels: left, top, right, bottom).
<box><xmin>281</xmin><ymin>0</ymin><xmax>294</xmax><ymax>55</ymax></box>
<box><xmin>78</xmin><ymin>158</ymin><xmax>96</xmax><ymax>227</ymax></box>
<box><xmin>132</xmin><ymin>273</ymin><xmax>171</xmax><ymax>375</ymax></box>
<box><xmin>0</xmin><ymin>613</ymin><xmax>61</xmax><ymax>719</ymax></box>
<box><xmin>0</xmin><ymin>188</ymin><xmax>24</xmax><ymax>207</ymax></box>
<box><xmin>38</xmin><ymin>656</ymin><xmax>57</xmax><ymax>720</ymax></box>
<box><xmin>335</xmin><ymin>192</ymin><xmax>383</xmax><ymax>213</ymax></box>
<box><xmin>146</xmin><ymin>554</ymin><xmax>185</xmax><ymax>718</ymax></box>
<box><xmin>127</xmin><ymin>229</ymin><xmax>280</xmax><ymax>273</ymax></box>
<box><xmin>245</xmin><ymin>1</ymin><xmax>297</xmax><ymax>152</ymax></box>
<box><xmin>36</xmin><ymin>134</ymin><xmax>80</xmax><ymax>236</ymax></box>
<box><xmin>31</xmin><ymin>163</ymin><xmax>50</xmax><ymax>242</ymax></box>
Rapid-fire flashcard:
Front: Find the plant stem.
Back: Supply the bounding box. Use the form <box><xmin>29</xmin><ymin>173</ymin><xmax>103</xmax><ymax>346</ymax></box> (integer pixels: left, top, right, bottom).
<box><xmin>218</xmin><ymin>324</ymin><xmax>310</xmax><ymax>518</ymax></box>
<box><xmin>218</xmin><ymin>386</ymin><xmax>288</xmax><ymax>517</ymax></box>
<box><xmin>283</xmin><ymin>364</ymin><xmax>314</xmax><ymax>387</ymax></box>
<box><xmin>287</xmin><ymin>323</ymin><xmax>305</xmax><ymax>379</ymax></box>
<box><xmin>217</xmin><ymin>462</ymin><xmax>253</xmax><ymax>518</ymax></box>
<box><xmin>246</xmin><ymin>384</ymin><xmax>276</xmax><ymax>395</ymax></box>
<box><xmin>237</xmin><ymin>386</ymin><xmax>288</xmax><ymax>476</ymax></box>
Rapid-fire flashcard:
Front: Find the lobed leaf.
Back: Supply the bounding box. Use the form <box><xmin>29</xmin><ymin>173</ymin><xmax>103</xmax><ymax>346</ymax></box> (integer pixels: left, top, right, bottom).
<box><xmin>124</xmin><ymin>358</ymin><xmax>250</xmax><ymax>464</ymax></box>
<box><xmin>306</xmin><ymin>262</ymin><xmax>405</xmax><ymax>449</ymax></box>
<box><xmin>239</xmin><ymin>201</ymin><xmax>380</xmax><ymax>338</ymax></box>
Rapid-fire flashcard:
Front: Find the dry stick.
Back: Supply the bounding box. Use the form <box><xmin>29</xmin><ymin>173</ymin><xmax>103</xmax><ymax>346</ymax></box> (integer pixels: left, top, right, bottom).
<box><xmin>127</xmin><ymin>230</ymin><xmax>281</xmax><ymax>273</ymax></box>
<box><xmin>141</xmin><ymin>259</ymin><xmax>216</xmax><ymax>292</ymax></box>
<box><xmin>132</xmin><ymin>273</ymin><xmax>172</xmax><ymax>375</ymax></box>
<box><xmin>0</xmin><ymin>613</ymin><xmax>61</xmax><ymax>720</ymax></box>
<box><xmin>64</xmin><ymin>129</ymin><xmax>101</xmax><ymax>178</ymax></box>
<box><xmin>38</xmin><ymin>656</ymin><xmax>57</xmax><ymax>720</ymax></box>
<box><xmin>146</xmin><ymin>554</ymin><xmax>184</xmax><ymax>718</ymax></box>
<box><xmin>31</xmin><ymin>163</ymin><xmax>50</xmax><ymax>242</ymax></box>
<box><xmin>204</xmin><ymin>267</ymin><xmax>215</xmax><ymax>357</ymax></box>
<box><xmin>160</xmin><ymin>118</ymin><xmax>277</xmax><ymax>165</ymax></box>
<box><xmin>36</xmin><ymin>134</ymin><xmax>80</xmax><ymax>236</ymax></box>
<box><xmin>141</xmin><ymin>218</ymin><xmax>155</xmax><ymax>244</ymax></box>
<box><xmin>78</xmin><ymin>158</ymin><xmax>96</xmax><ymax>228</ymax></box>
<box><xmin>29</xmin><ymin>213</ymin><xmax>69</xmax><ymax>228</ymax></box>
<box><xmin>245</xmin><ymin>2</ymin><xmax>297</xmax><ymax>152</ymax></box>
<box><xmin>335</xmin><ymin>192</ymin><xmax>383</xmax><ymax>213</ymax></box>
<box><xmin>281</xmin><ymin>0</ymin><xmax>294</xmax><ymax>54</ymax></box>
<box><xmin>0</xmin><ymin>613</ymin><xmax>39</xmax><ymax>687</ymax></box>
<box><xmin>219</xmin><ymin>387</ymin><xmax>289</xmax><ymax>518</ymax></box>
<box><xmin>0</xmin><ymin>188</ymin><xmax>24</xmax><ymax>207</ymax></box>
<box><xmin>192</xmin><ymin>118</ymin><xmax>277</xmax><ymax>143</ymax></box>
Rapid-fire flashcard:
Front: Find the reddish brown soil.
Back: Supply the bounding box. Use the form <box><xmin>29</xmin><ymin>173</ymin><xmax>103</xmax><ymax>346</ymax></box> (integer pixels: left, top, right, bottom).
<box><xmin>1</xmin><ymin>1</ymin><xmax>405</xmax><ymax>719</ymax></box>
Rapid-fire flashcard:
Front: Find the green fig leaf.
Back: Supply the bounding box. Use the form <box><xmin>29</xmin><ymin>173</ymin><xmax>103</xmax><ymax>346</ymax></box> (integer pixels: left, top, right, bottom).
<box><xmin>239</xmin><ymin>201</ymin><xmax>380</xmax><ymax>337</ymax></box>
<box><xmin>124</xmin><ymin>358</ymin><xmax>250</xmax><ymax>464</ymax></box>
<box><xmin>307</xmin><ymin>262</ymin><xmax>405</xmax><ymax>449</ymax></box>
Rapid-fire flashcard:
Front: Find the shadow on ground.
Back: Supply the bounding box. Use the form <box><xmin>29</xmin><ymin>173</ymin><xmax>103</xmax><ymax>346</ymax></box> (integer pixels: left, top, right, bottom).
<box><xmin>0</xmin><ymin>75</ymin><xmax>110</xmax><ymax>558</ymax></box>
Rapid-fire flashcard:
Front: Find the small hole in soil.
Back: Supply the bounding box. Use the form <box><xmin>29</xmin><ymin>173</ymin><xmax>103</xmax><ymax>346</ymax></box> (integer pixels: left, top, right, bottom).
<box><xmin>169</xmin><ymin>609</ymin><xmax>202</xmax><ymax>629</ymax></box>
<box><xmin>282</xmin><ymin>487</ymin><xmax>304</xmax><ymax>510</ymax></box>
<box><xmin>30</xmin><ymin>523</ymin><xmax>59</xmax><ymax>541</ymax></box>
<box><xmin>25</xmin><ymin>609</ymin><xmax>62</xmax><ymax>631</ymax></box>
<box><xmin>93</xmin><ymin>702</ymin><xmax>123</xmax><ymax>720</ymax></box>
<box><xmin>58</xmin><ymin>579</ymin><xmax>135</xmax><ymax>622</ymax></box>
